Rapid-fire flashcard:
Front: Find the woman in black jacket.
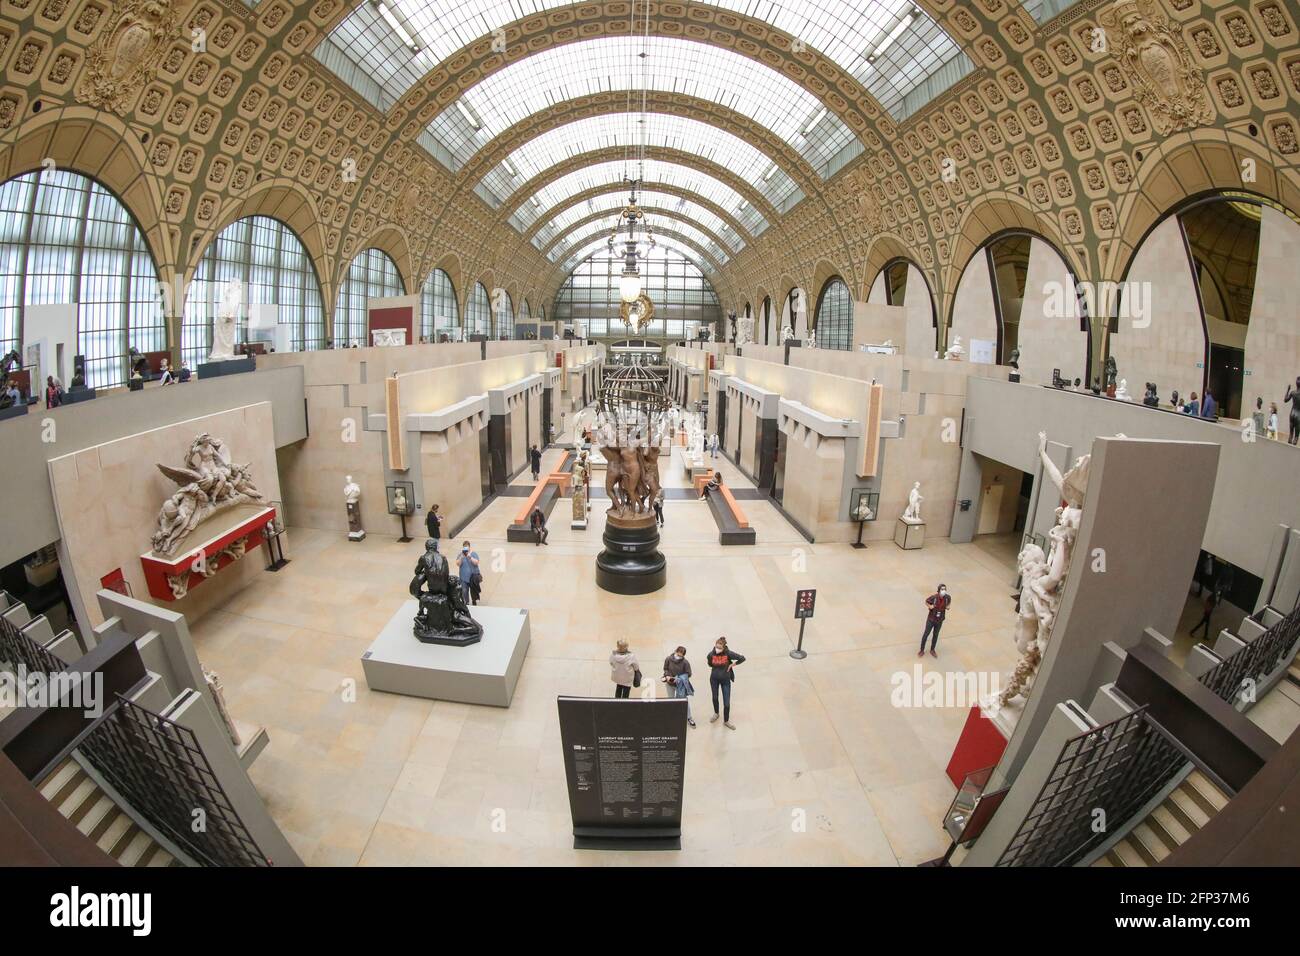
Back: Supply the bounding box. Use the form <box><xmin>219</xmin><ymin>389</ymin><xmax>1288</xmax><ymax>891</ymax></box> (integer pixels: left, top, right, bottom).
<box><xmin>705</xmin><ymin>636</ymin><xmax>745</xmax><ymax>728</ymax></box>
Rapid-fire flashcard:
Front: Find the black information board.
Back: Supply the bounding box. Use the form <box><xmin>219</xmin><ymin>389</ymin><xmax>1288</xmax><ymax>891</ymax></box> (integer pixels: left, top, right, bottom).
<box><xmin>795</xmin><ymin>588</ymin><xmax>817</xmax><ymax>619</ymax></box>
<box><xmin>557</xmin><ymin>696</ymin><xmax>688</xmax><ymax>850</ymax></box>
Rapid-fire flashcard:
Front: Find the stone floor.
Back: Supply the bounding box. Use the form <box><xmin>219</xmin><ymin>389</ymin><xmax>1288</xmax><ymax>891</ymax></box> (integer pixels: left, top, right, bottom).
<box><xmin>187</xmin><ymin>432</ymin><xmax>1036</xmax><ymax>867</ymax></box>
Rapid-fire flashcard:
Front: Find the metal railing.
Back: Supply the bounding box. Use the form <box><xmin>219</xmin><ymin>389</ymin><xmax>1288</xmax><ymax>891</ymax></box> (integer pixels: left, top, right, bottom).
<box><xmin>78</xmin><ymin>694</ymin><xmax>269</xmax><ymax>868</ymax></box>
<box><xmin>0</xmin><ymin>605</ymin><xmax>64</xmax><ymax>677</ymax></box>
<box><xmin>995</xmin><ymin>707</ymin><xmax>1186</xmax><ymax>867</ymax></box>
<box><xmin>1198</xmin><ymin>604</ymin><xmax>1300</xmax><ymax>706</ymax></box>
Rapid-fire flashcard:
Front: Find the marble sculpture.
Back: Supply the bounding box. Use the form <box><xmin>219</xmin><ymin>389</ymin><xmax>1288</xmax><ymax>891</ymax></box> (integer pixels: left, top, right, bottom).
<box><xmin>151</xmin><ymin>433</ymin><xmax>266</xmax><ymax>557</ymax></box>
<box><xmin>902</xmin><ymin>482</ymin><xmax>923</xmax><ymax>520</ymax></box>
<box><xmin>995</xmin><ymin>431</ymin><xmax>1091</xmax><ymax>707</ymax></box>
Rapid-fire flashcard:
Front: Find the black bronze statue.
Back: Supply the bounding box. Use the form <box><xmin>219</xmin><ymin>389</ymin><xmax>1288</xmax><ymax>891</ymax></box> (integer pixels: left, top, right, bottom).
<box><xmin>1286</xmin><ymin>376</ymin><xmax>1300</xmax><ymax>446</ymax></box>
<box><xmin>409</xmin><ymin>539</ymin><xmax>483</xmax><ymax>646</ymax></box>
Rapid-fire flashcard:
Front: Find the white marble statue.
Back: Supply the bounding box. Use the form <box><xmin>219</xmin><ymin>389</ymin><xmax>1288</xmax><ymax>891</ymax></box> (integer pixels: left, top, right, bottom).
<box><xmin>209</xmin><ymin>278</ymin><xmax>241</xmax><ymax>362</ymax></box>
<box><xmin>1115</xmin><ymin>378</ymin><xmax>1132</xmax><ymax>402</ymax></box>
<box><xmin>736</xmin><ymin>314</ymin><xmax>755</xmax><ymax>348</ymax></box>
<box><xmin>807</xmin><ymin>330</ymin><xmax>817</xmax><ymax>350</ymax></box>
<box><xmin>902</xmin><ymin>482</ymin><xmax>923</xmax><ymax>521</ymax></box>
<box><xmin>779</xmin><ymin>324</ymin><xmax>795</xmax><ymax>345</ymax></box>
<box><xmin>944</xmin><ymin>335</ymin><xmax>965</xmax><ymax>361</ymax></box>
<box><xmin>344</xmin><ymin>474</ymin><xmax>365</xmax><ymax>541</ymax></box>
<box><xmin>995</xmin><ymin>431</ymin><xmax>1091</xmax><ymax>707</ymax></box>
<box><xmin>151</xmin><ymin>433</ymin><xmax>266</xmax><ymax>557</ymax></box>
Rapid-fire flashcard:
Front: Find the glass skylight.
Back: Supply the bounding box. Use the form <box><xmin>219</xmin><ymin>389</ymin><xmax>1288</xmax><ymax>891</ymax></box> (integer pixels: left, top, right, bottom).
<box><xmin>532</xmin><ymin>190</ymin><xmax>744</xmax><ymax>255</ymax></box>
<box><xmin>316</xmin><ymin>1</ymin><xmax>970</xmax><ymax>122</ymax></box>
<box><xmin>509</xmin><ymin>160</ymin><xmax>770</xmax><ymax>237</ymax></box>
<box><xmin>425</xmin><ymin>35</ymin><xmax>858</xmax><ymax>177</ymax></box>
<box><xmin>478</xmin><ymin>113</ymin><xmax>802</xmax><ymax>213</ymax></box>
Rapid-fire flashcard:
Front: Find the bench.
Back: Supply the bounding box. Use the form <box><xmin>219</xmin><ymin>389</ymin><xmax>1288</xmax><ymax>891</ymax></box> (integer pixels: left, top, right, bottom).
<box><xmin>701</xmin><ymin>480</ymin><xmax>755</xmax><ymax>545</ymax></box>
<box><xmin>506</xmin><ymin>452</ymin><xmax>571</xmax><ymax>542</ymax></box>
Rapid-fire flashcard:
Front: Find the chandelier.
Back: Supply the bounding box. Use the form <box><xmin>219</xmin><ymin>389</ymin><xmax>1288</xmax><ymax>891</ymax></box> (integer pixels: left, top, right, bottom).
<box><xmin>608</xmin><ymin>0</ymin><xmax>655</xmax><ymax>308</ymax></box>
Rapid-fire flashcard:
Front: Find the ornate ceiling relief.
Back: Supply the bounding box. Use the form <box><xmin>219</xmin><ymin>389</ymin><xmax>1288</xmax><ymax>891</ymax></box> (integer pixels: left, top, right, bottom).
<box><xmin>74</xmin><ymin>0</ymin><xmax>181</xmax><ymax>115</ymax></box>
<box><xmin>1099</xmin><ymin>0</ymin><xmax>1214</xmax><ymax>136</ymax></box>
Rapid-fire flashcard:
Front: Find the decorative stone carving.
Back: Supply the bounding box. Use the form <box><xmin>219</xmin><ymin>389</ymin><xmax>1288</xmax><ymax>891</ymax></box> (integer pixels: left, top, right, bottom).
<box><xmin>996</xmin><ymin>432</ymin><xmax>1091</xmax><ymax>707</ymax></box>
<box><xmin>151</xmin><ymin>434</ymin><xmax>266</xmax><ymax>558</ymax></box>
<box><xmin>75</xmin><ymin>0</ymin><xmax>179</xmax><ymax>115</ymax></box>
<box><xmin>203</xmin><ymin>666</ymin><xmax>242</xmax><ymax>747</ymax></box>
<box><xmin>1099</xmin><ymin>0</ymin><xmax>1213</xmax><ymax>136</ymax></box>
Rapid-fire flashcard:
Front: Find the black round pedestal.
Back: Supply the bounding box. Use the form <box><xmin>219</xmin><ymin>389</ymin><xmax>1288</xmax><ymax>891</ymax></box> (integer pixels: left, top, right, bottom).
<box><xmin>596</xmin><ymin>515</ymin><xmax>667</xmax><ymax>594</ymax></box>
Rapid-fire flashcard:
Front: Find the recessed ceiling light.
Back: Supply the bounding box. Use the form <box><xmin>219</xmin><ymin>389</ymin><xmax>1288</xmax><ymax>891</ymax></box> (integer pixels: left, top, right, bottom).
<box><xmin>455</xmin><ymin>100</ymin><xmax>481</xmax><ymax>131</ymax></box>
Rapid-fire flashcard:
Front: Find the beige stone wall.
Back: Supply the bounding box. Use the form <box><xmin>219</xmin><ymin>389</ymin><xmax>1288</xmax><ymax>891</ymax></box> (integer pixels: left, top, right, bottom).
<box><xmin>948</xmin><ymin>249</ymin><xmax>998</xmax><ymax>359</ymax></box>
<box><xmin>852</xmin><ymin>303</ymin><xmax>906</xmax><ymax>349</ymax></box>
<box><xmin>975</xmin><ymin>458</ymin><xmax>1023</xmax><ymax>536</ymax></box>
<box><xmin>902</xmin><ymin>265</ymin><xmax>937</xmax><ymax>359</ymax></box>
<box><xmin>782</xmin><ymin>432</ymin><xmax>847</xmax><ymax>541</ymax></box>
<box><xmin>509</xmin><ymin>398</ymin><xmax>527</xmax><ymax>476</ymax></box>
<box><xmin>49</xmin><ymin>403</ymin><xmax>284</xmax><ymax>631</ymax></box>
<box><xmin>1244</xmin><ymin>206</ymin><xmax>1300</xmax><ymax>410</ymax></box>
<box><xmin>1016</xmin><ymin>238</ymin><xmax>1090</xmax><ymax>388</ymax></box>
<box><xmin>739</xmin><ymin>399</ymin><xmax>759</xmax><ymax>475</ymax></box>
<box><xmin>1109</xmin><ymin>214</ymin><xmax>1205</xmax><ymax>402</ymax></box>
<box><xmin>420</xmin><ymin>428</ymin><xmax>483</xmax><ymax>537</ymax></box>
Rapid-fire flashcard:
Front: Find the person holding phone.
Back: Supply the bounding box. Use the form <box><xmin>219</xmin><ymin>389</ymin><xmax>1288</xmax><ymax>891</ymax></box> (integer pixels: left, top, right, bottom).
<box><xmin>706</xmin><ymin>637</ymin><xmax>745</xmax><ymax>728</ymax></box>
<box><xmin>918</xmin><ymin>584</ymin><xmax>951</xmax><ymax>658</ymax></box>
<box><xmin>456</xmin><ymin>541</ymin><xmax>480</xmax><ymax>605</ymax></box>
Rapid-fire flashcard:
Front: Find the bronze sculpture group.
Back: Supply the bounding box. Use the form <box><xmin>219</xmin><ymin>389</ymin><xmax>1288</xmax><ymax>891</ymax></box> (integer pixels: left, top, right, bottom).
<box><xmin>596</xmin><ymin>413</ymin><xmax>664</xmax><ymax>518</ymax></box>
<box><xmin>409</xmin><ymin>539</ymin><xmax>483</xmax><ymax>645</ymax></box>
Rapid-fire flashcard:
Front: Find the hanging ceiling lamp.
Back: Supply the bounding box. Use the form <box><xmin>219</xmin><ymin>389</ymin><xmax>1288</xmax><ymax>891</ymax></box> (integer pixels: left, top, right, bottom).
<box><xmin>615</xmin><ymin>0</ymin><xmax>652</xmax><ymax>306</ymax></box>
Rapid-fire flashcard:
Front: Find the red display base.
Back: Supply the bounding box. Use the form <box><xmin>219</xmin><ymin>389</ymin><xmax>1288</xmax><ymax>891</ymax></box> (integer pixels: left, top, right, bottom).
<box><xmin>140</xmin><ymin>506</ymin><xmax>276</xmax><ymax>601</ymax></box>
<box><xmin>945</xmin><ymin>704</ymin><xmax>1010</xmax><ymax>788</ymax></box>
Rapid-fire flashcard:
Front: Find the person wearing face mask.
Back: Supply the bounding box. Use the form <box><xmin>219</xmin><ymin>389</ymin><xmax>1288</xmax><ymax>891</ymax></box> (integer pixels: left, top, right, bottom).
<box><xmin>918</xmin><ymin>584</ymin><xmax>951</xmax><ymax>658</ymax></box>
<box><xmin>662</xmin><ymin>645</ymin><xmax>695</xmax><ymax>727</ymax></box>
<box><xmin>705</xmin><ymin>637</ymin><xmax>745</xmax><ymax>729</ymax></box>
<box><xmin>456</xmin><ymin>541</ymin><xmax>481</xmax><ymax>605</ymax></box>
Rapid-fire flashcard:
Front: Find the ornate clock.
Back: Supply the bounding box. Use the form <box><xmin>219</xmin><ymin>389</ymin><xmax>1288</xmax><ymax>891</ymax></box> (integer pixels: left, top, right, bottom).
<box><xmin>620</xmin><ymin>293</ymin><xmax>655</xmax><ymax>333</ymax></box>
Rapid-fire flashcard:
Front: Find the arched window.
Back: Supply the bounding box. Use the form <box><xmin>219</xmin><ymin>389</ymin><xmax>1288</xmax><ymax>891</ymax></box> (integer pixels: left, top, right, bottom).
<box><xmin>814</xmin><ymin>277</ymin><xmax>853</xmax><ymax>350</ymax></box>
<box><xmin>183</xmin><ymin>215</ymin><xmax>325</xmax><ymax>368</ymax></box>
<box><xmin>519</xmin><ymin>298</ymin><xmax>531</xmax><ymax>322</ymax></box>
<box><xmin>420</xmin><ymin>268</ymin><xmax>459</xmax><ymax>341</ymax></box>
<box><xmin>334</xmin><ymin>247</ymin><xmax>402</xmax><ymax>347</ymax></box>
<box><xmin>553</xmin><ymin>246</ymin><xmax>721</xmax><ymax>338</ymax></box>
<box><xmin>0</xmin><ymin>169</ymin><xmax>163</xmax><ymax>388</ymax></box>
<box><xmin>465</xmin><ymin>282</ymin><xmax>491</xmax><ymax>336</ymax></box>
<box><xmin>494</xmin><ymin>289</ymin><xmax>514</xmax><ymax>339</ymax></box>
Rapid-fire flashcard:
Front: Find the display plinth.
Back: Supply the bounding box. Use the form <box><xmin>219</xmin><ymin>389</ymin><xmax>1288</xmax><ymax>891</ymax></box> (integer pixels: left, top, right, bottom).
<box><xmin>894</xmin><ymin>516</ymin><xmax>925</xmax><ymax>550</ymax></box>
<box><xmin>596</xmin><ymin>513</ymin><xmax>667</xmax><ymax>594</ymax></box>
<box><xmin>945</xmin><ymin>704</ymin><xmax>1011</xmax><ymax>787</ymax></box>
<box><xmin>361</xmin><ymin>600</ymin><xmax>529</xmax><ymax>707</ymax></box>
<box><xmin>197</xmin><ymin>357</ymin><xmax>255</xmax><ymax>379</ymax></box>
<box><xmin>140</xmin><ymin>504</ymin><xmax>277</xmax><ymax>601</ymax></box>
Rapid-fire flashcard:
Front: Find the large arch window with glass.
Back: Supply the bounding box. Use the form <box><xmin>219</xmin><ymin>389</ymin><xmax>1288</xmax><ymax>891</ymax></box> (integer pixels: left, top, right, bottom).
<box><xmin>494</xmin><ymin>289</ymin><xmax>514</xmax><ymax>339</ymax></box>
<box><xmin>183</xmin><ymin>215</ymin><xmax>325</xmax><ymax>369</ymax></box>
<box><xmin>421</xmin><ymin>268</ymin><xmax>460</xmax><ymax>341</ymax></box>
<box><xmin>334</xmin><ymin>248</ymin><xmax>402</xmax><ymax>347</ymax></box>
<box><xmin>465</xmin><ymin>282</ymin><xmax>492</xmax><ymax>337</ymax></box>
<box><xmin>0</xmin><ymin>169</ymin><xmax>164</xmax><ymax>389</ymax></box>
<box><xmin>814</xmin><ymin>277</ymin><xmax>853</xmax><ymax>351</ymax></box>
<box><xmin>552</xmin><ymin>246</ymin><xmax>721</xmax><ymax>339</ymax></box>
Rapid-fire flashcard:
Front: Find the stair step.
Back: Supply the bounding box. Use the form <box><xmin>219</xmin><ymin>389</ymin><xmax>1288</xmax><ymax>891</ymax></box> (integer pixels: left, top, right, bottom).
<box><xmin>1092</xmin><ymin>853</ymin><xmax>1114</xmax><ymax>866</ymax></box>
<box><xmin>146</xmin><ymin>848</ymin><xmax>176</xmax><ymax>867</ymax></box>
<box><xmin>1168</xmin><ymin>787</ymin><xmax>1212</xmax><ymax>829</ymax></box>
<box><xmin>38</xmin><ymin>760</ymin><xmax>80</xmax><ymax>802</ymax></box>
<box><xmin>95</xmin><ymin>813</ymin><xmax>134</xmax><ymax>855</ymax></box>
<box><xmin>1151</xmin><ymin>804</ymin><xmax>1193</xmax><ymax>845</ymax></box>
<box><xmin>74</xmin><ymin>795</ymin><xmax>116</xmax><ymax>836</ymax></box>
<box><xmin>59</xmin><ymin>778</ymin><xmax>99</xmax><ymax>820</ymax></box>
<box><xmin>117</xmin><ymin>830</ymin><xmax>154</xmax><ymax>867</ymax></box>
<box><xmin>1185</xmin><ymin>770</ymin><xmax>1229</xmax><ymax>812</ymax></box>
<box><xmin>1110</xmin><ymin>839</ymin><xmax>1148</xmax><ymax>867</ymax></box>
<box><xmin>1129</xmin><ymin>823</ymin><xmax>1172</xmax><ymax>864</ymax></box>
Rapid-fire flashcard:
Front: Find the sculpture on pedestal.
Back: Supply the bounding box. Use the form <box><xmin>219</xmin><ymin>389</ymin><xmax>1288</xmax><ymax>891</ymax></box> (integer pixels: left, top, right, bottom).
<box><xmin>995</xmin><ymin>431</ymin><xmax>1091</xmax><ymax>708</ymax></box>
<box><xmin>594</xmin><ymin>361</ymin><xmax>670</xmax><ymax>593</ymax></box>
<box><xmin>736</xmin><ymin>313</ymin><xmax>754</xmax><ymax>348</ymax></box>
<box><xmin>944</xmin><ymin>336</ymin><xmax>965</xmax><ymax>361</ymax></box>
<box><xmin>779</xmin><ymin>324</ymin><xmax>794</xmax><ymax>345</ymax></box>
<box><xmin>1115</xmin><ymin>378</ymin><xmax>1132</xmax><ymax>402</ymax></box>
<box><xmin>151</xmin><ymin>433</ymin><xmax>266</xmax><ymax>557</ymax></box>
<box><xmin>902</xmin><ymin>482</ymin><xmax>923</xmax><ymax>520</ymax></box>
<box><xmin>1104</xmin><ymin>355</ymin><xmax>1118</xmax><ymax>390</ymax></box>
<box><xmin>410</xmin><ymin>539</ymin><xmax>483</xmax><ymax>645</ymax></box>
<box><xmin>344</xmin><ymin>475</ymin><xmax>365</xmax><ymax>541</ymax></box>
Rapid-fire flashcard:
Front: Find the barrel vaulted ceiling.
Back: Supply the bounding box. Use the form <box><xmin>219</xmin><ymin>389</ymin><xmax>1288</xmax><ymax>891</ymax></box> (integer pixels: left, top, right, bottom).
<box><xmin>0</xmin><ymin>0</ymin><xmax>1297</xmax><ymax>338</ymax></box>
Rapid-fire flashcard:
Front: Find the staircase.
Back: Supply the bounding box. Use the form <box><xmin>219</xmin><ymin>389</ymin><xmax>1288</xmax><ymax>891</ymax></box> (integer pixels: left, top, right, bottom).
<box><xmin>1093</xmin><ymin>770</ymin><xmax>1229</xmax><ymax>867</ymax></box>
<box><xmin>39</xmin><ymin>758</ymin><xmax>180</xmax><ymax>867</ymax></box>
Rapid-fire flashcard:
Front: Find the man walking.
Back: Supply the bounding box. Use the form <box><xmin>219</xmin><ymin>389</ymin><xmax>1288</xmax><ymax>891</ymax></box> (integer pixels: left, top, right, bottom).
<box><xmin>529</xmin><ymin>443</ymin><xmax>542</xmax><ymax>481</ymax></box>
<box><xmin>918</xmin><ymin>584</ymin><xmax>951</xmax><ymax>658</ymax></box>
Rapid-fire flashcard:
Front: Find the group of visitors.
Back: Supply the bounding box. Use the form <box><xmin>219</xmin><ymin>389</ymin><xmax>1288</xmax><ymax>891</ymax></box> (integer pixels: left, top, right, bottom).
<box><xmin>608</xmin><ymin>637</ymin><xmax>746</xmax><ymax>728</ymax></box>
<box><xmin>422</xmin><ymin>503</ymin><xmax>484</xmax><ymax>605</ymax></box>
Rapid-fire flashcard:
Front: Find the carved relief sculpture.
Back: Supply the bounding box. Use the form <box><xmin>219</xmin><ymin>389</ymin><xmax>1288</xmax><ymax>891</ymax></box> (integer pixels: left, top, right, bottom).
<box><xmin>75</xmin><ymin>0</ymin><xmax>180</xmax><ymax>115</ymax></box>
<box><xmin>1099</xmin><ymin>0</ymin><xmax>1214</xmax><ymax>136</ymax></box>
<box><xmin>151</xmin><ymin>434</ymin><xmax>267</xmax><ymax>558</ymax></box>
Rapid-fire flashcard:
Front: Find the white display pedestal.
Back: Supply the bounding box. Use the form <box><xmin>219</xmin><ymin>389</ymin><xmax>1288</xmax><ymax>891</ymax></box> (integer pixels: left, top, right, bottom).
<box><xmin>895</xmin><ymin>516</ymin><xmax>926</xmax><ymax>550</ymax></box>
<box><xmin>362</xmin><ymin>601</ymin><xmax>530</xmax><ymax>707</ymax></box>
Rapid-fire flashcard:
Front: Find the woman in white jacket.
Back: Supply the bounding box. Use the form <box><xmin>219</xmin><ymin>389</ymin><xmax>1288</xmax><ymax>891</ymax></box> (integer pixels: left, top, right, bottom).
<box><xmin>609</xmin><ymin>640</ymin><xmax>640</xmax><ymax>699</ymax></box>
